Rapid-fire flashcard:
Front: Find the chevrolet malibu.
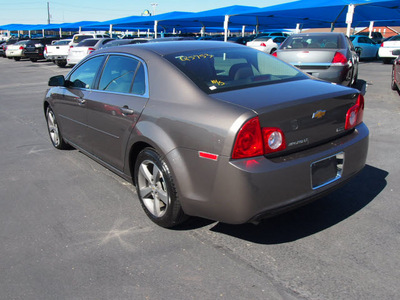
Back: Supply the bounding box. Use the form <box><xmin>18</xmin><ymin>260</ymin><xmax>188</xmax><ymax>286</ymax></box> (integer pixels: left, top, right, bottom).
<box><xmin>44</xmin><ymin>41</ymin><xmax>369</xmax><ymax>228</ymax></box>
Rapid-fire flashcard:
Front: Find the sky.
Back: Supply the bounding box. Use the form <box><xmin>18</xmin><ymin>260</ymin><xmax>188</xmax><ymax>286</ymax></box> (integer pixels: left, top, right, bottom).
<box><xmin>0</xmin><ymin>0</ymin><xmax>293</xmax><ymax>25</ymax></box>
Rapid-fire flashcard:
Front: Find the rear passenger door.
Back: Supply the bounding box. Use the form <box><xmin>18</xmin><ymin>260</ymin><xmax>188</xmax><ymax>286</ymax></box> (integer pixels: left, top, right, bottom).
<box><xmin>84</xmin><ymin>54</ymin><xmax>149</xmax><ymax>171</ymax></box>
<box><xmin>56</xmin><ymin>55</ymin><xmax>105</xmax><ymax>149</ymax></box>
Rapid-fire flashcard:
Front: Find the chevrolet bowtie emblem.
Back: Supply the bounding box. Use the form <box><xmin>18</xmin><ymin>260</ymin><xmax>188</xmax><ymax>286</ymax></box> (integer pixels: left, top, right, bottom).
<box><xmin>312</xmin><ymin>110</ymin><xmax>326</xmax><ymax>119</ymax></box>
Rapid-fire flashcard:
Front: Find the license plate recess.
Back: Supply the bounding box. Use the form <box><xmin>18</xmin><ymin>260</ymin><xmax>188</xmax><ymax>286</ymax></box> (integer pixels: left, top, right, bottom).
<box><xmin>311</xmin><ymin>152</ymin><xmax>344</xmax><ymax>189</ymax></box>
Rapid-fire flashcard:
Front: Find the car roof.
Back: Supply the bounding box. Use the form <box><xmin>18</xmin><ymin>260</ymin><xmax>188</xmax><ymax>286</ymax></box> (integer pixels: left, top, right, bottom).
<box><xmin>289</xmin><ymin>32</ymin><xmax>344</xmax><ymax>37</ymax></box>
<box><xmin>95</xmin><ymin>40</ymin><xmax>244</xmax><ymax>57</ymax></box>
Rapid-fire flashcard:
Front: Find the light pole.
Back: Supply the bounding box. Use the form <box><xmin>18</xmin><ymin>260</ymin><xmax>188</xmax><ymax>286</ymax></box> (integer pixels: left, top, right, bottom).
<box><xmin>151</xmin><ymin>3</ymin><xmax>158</xmax><ymax>16</ymax></box>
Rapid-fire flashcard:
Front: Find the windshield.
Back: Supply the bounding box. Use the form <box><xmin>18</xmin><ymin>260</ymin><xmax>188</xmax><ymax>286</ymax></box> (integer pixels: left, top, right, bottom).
<box><xmin>164</xmin><ymin>47</ymin><xmax>307</xmax><ymax>94</ymax></box>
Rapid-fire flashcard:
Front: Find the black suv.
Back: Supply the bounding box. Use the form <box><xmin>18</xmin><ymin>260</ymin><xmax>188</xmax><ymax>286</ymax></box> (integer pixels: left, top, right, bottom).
<box><xmin>356</xmin><ymin>32</ymin><xmax>383</xmax><ymax>44</ymax></box>
<box><xmin>24</xmin><ymin>37</ymin><xmax>60</xmax><ymax>62</ymax></box>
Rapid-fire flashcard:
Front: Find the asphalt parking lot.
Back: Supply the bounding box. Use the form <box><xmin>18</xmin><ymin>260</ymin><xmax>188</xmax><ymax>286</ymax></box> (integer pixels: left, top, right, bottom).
<box><xmin>1</xmin><ymin>56</ymin><xmax>399</xmax><ymax>300</ymax></box>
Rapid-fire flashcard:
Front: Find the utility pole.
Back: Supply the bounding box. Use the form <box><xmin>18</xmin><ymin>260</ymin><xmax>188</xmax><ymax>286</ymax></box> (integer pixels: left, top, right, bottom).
<box><xmin>47</xmin><ymin>2</ymin><xmax>51</xmax><ymax>24</ymax></box>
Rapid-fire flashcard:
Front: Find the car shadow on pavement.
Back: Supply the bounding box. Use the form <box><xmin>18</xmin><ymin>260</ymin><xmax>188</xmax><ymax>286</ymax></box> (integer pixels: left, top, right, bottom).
<box><xmin>207</xmin><ymin>164</ymin><xmax>387</xmax><ymax>244</ymax></box>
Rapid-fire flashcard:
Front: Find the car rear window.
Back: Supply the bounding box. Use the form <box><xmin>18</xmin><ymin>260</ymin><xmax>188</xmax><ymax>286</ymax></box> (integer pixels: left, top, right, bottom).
<box><xmin>281</xmin><ymin>35</ymin><xmax>341</xmax><ymax>49</ymax></box>
<box><xmin>78</xmin><ymin>39</ymin><xmax>98</xmax><ymax>47</ymax></box>
<box><xmin>53</xmin><ymin>40</ymin><xmax>71</xmax><ymax>45</ymax></box>
<box><xmin>164</xmin><ymin>47</ymin><xmax>306</xmax><ymax>94</ymax></box>
<box><xmin>73</xmin><ymin>35</ymin><xmax>92</xmax><ymax>44</ymax></box>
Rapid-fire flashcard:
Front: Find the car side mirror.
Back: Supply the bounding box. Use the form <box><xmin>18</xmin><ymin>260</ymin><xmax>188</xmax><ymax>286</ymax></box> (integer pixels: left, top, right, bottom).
<box><xmin>355</xmin><ymin>47</ymin><xmax>362</xmax><ymax>56</ymax></box>
<box><xmin>392</xmin><ymin>49</ymin><xmax>400</xmax><ymax>56</ymax></box>
<box><xmin>48</xmin><ymin>75</ymin><xmax>65</xmax><ymax>87</ymax></box>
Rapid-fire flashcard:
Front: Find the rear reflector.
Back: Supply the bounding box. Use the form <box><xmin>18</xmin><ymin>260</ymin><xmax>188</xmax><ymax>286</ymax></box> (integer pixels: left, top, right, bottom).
<box><xmin>199</xmin><ymin>151</ymin><xmax>218</xmax><ymax>161</ymax></box>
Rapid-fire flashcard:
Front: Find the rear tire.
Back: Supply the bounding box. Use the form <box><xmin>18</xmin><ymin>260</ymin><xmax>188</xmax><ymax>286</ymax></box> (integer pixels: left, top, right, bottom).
<box><xmin>382</xmin><ymin>58</ymin><xmax>392</xmax><ymax>64</ymax></box>
<box><xmin>56</xmin><ymin>61</ymin><xmax>67</xmax><ymax>68</ymax></box>
<box><xmin>30</xmin><ymin>58</ymin><xmax>37</xmax><ymax>62</ymax></box>
<box><xmin>14</xmin><ymin>57</ymin><xmax>20</xmax><ymax>61</ymax></box>
<box><xmin>134</xmin><ymin>148</ymin><xmax>188</xmax><ymax>228</ymax></box>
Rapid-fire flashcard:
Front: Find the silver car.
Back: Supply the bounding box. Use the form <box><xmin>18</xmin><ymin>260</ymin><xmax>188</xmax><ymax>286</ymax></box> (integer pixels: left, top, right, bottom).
<box><xmin>44</xmin><ymin>41</ymin><xmax>369</xmax><ymax>228</ymax></box>
<box><xmin>273</xmin><ymin>32</ymin><xmax>359</xmax><ymax>86</ymax></box>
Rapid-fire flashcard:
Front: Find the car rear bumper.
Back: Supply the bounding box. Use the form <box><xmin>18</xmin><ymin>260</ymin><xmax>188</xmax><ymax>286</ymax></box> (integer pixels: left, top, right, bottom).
<box><xmin>295</xmin><ymin>65</ymin><xmax>352</xmax><ymax>85</ymax></box>
<box><xmin>378</xmin><ymin>47</ymin><xmax>400</xmax><ymax>59</ymax></box>
<box><xmin>47</xmin><ymin>54</ymin><xmax>67</xmax><ymax>61</ymax></box>
<box><xmin>5</xmin><ymin>50</ymin><xmax>24</xmax><ymax>57</ymax></box>
<box><xmin>169</xmin><ymin>123</ymin><xmax>369</xmax><ymax>224</ymax></box>
<box><xmin>67</xmin><ymin>54</ymin><xmax>86</xmax><ymax>65</ymax></box>
<box><xmin>25</xmin><ymin>51</ymin><xmax>45</xmax><ymax>59</ymax></box>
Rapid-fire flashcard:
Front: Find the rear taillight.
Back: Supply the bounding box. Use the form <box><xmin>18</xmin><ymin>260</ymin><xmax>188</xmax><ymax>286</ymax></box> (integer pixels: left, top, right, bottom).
<box><xmin>272</xmin><ymin>52</ymin><xmax>277</xmax><ymax>57</ymax></box>
<box><xmin>380</xmin><ymin>42</ymin><xmax>384</xmax><ymax>47</ymax></box>
<box><xmin>232</xmin><ymin>117</ymin><xmax>286</xmax><ymax>159</ymax></box>
<box><xmin>44</xmin><ymin>46</ymin><xmax>47</xmax><ymax>53</ymax></box>
<box><xmin>332</xmin><ymin>52</ymin><xmax>348</xmax><ymax>65</ymax></box>
<box><xmin>88</xmin><ymin>47</ymin><xmax>95</xmax><ymax>54</ymax></box>
<box><xmin>232</xmin><ymin>117</ymin><xmax>264</xmax><ymax>159</ymax></box>
<box><xmin>19</xmin><ymin>46</ymin><xmax>24</xmax><ymax>50</ymax></box>
<box><xmin>345</xmin><ymin>94</ymin><xmax>364</xmax><ymax>130</ymax></box>
<box><xmin>260</xmin><ymin>43</ymin><xmax>266</xmax><ymax>47</ymax></box>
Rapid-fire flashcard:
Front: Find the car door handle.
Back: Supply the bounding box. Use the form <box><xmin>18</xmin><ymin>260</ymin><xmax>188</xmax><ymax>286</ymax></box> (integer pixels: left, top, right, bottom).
<box><xmin>77</xmin><ymin>97</ymin><xmax>86</xmax><ymax>105</ymax></box>
<box><xmin>121</xmin><ymin>105</ymin><xmax>134</xmax><ymax>115</ymax></box>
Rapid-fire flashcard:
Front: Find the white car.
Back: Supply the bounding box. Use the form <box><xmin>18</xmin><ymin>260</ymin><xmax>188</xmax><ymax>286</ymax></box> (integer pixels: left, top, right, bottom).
<box><xmin>378</xmin><ymin>35</ymin><xmax>400</xmax><ymax>64</ymax></box>
<box><xmin>67</xmin><ymin>38</ymin><xmax>114</xmax><ymax>66</ymax></box>
<box><xmin>246</xmin><ymin>36</ymin><xmax>287</xmax><ymax>54</ymax></box>
<box><xmin>69</xmin><ymin>33</ymin><xmax>109</xmax><ymax>48</ymax></box>
<box><xmin>5</xmin><ymin>40</ymin><xmax>29</xmax><ymax>61</ymax></box>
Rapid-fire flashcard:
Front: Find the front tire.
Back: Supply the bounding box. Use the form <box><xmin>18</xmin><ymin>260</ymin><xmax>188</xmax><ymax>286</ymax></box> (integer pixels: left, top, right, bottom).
<box><xmin>46</xmin><ymin>107</ymin><xmax>68</xmax><ymax>149</ymax></box>
<box><xmin>391</xmin><ymin>67</ymin><xmax>398</xmax><ymax>91</ymax></box>
<box><xmin>134</xmin><ymin>148</ymin><xmax>187</xmax><ymax>228</ymax></box>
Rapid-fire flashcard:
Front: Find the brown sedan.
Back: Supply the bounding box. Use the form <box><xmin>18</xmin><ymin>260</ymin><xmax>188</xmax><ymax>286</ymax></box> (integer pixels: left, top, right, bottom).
<box><xmin>44</xmin><ymin>41</ymin><xmax>369</xmax><ymax>227</ymax></box>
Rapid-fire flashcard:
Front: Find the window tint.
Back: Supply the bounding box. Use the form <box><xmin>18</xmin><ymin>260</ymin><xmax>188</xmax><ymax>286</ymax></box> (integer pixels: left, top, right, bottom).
<box><xmin>132</xmin><ymin>63</ymin><xmax>146</xmax><ymax>95</ymax></box>
<box><xmin>68</xmin><ymin>56</ymin><xmax>104</xmax><ymax>89</ymax></box>
<box><xmin>282</xmin><ymin>35</ymin><xmax>340</xmax><ymax>49</ymax></box>
<box><xmin>53</xmin><ymin>40</ymin><xmax>71</xmax><ymax>45</ymax></box>
<box><xmin>73</xmin><ymin>35</ymin><xmax>91</xmax><ymax>44</ymax></box>
<box><xmin>165</xmin><ymin>47</ymin><xmax>306</xmax><ymax>94</ymax></box>
<box><xmin>78</xmin><ymin>39</ymin><xmax>98</xmax><ymax>47</ymax></box>
<box><xmin>99</xmin><ymin>55</ymin><xmax>140</xmax><ymax>94</ymax></box>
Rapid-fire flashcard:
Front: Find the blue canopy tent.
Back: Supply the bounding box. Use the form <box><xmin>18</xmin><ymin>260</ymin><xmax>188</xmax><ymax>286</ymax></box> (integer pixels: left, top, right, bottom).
<box><xmin>238</xmin><ymin>0</ymin><xmax>400</xmax><ymax>37</ymax></box>
<box><xmin>2</xmin><ymin>1</ymin><xmax>400</xmax><ymax>40</ymax></box>
<box><xmin>84</xmin><ymin>12</ymin><xmax>201</xmax><ymax>36</ymax></box>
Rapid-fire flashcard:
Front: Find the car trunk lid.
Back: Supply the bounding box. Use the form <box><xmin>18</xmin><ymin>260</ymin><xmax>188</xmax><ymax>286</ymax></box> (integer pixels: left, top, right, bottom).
<box><xmin>211</xmin><ymin>79</ymin><xmax>360</xmax><ymax>154</ymax></box>
<box><xmin>277</xmin><ymin>49</ymin><xmax>339</xmax><ymax>69</ymax></box>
